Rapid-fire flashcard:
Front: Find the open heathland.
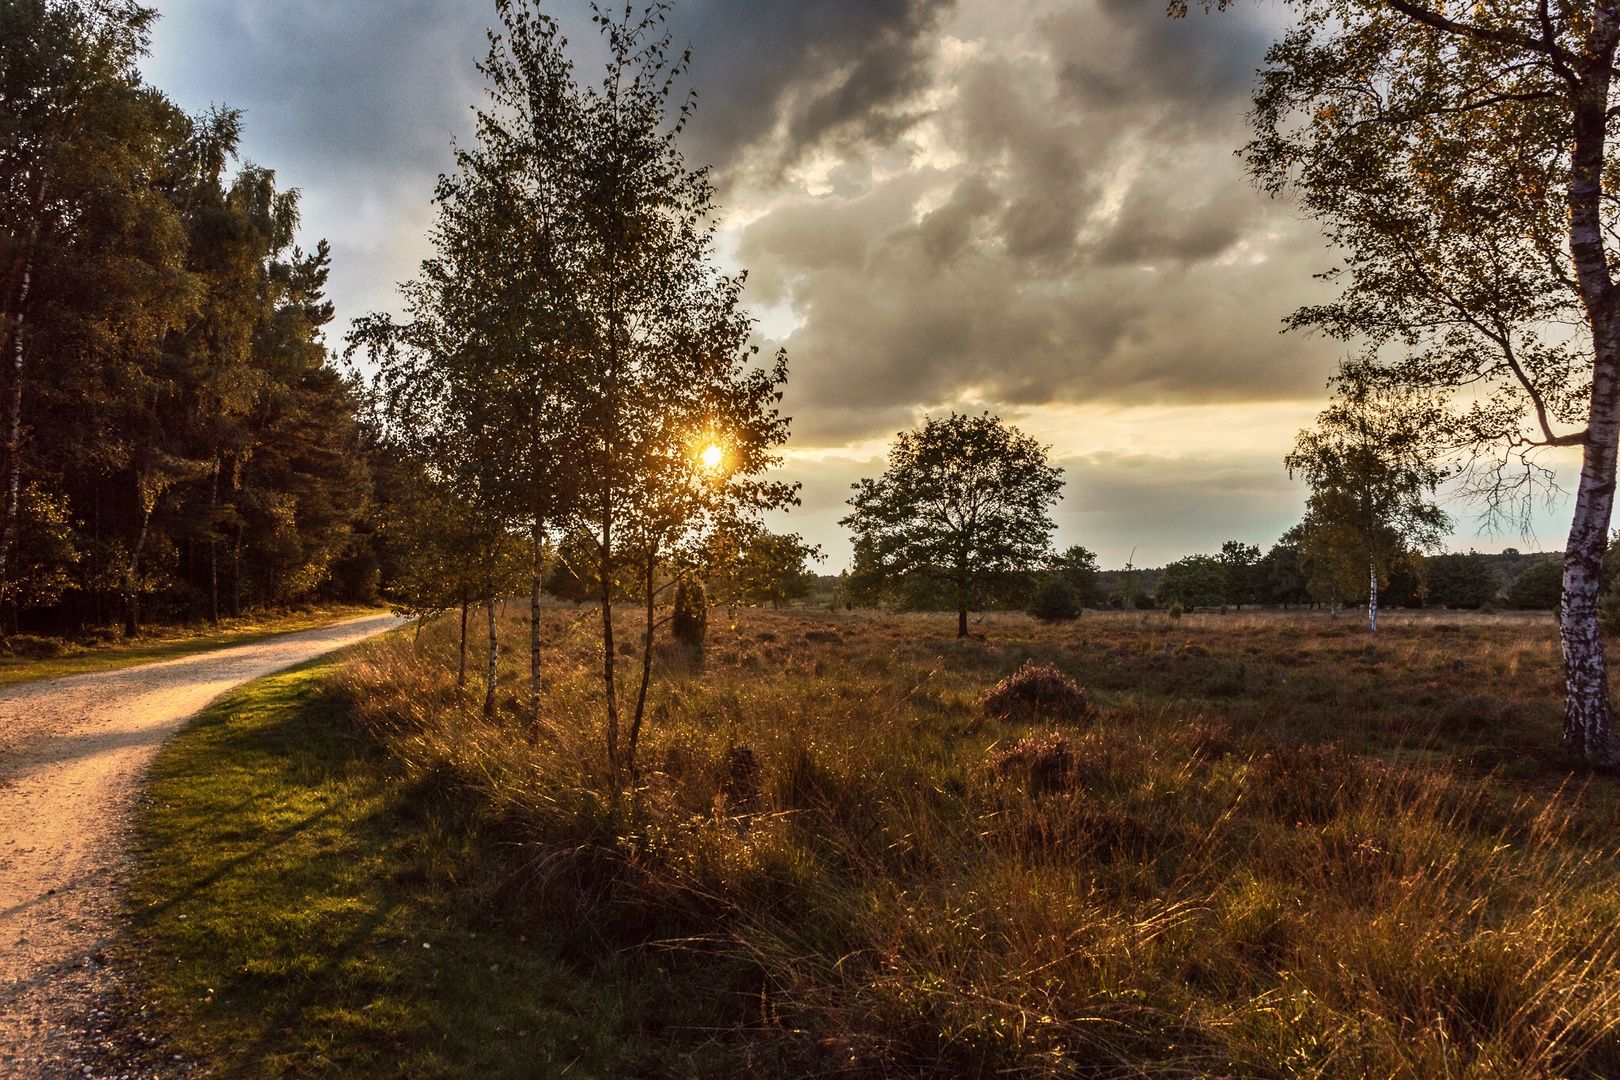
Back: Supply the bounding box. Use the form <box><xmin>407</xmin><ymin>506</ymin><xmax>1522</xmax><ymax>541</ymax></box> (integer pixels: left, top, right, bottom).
<box><xmin>119</xmin><ymin>607</ymin><xmax>1620</xmax><ymax>1078</ymax></box>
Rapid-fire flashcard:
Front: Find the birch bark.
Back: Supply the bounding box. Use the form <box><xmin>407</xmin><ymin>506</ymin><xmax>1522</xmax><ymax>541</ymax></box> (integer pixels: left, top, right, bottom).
<box><xmin>1559</xmin><ymin>25</ymin><xmax>1620</xmax><ymax>763</ymax></box>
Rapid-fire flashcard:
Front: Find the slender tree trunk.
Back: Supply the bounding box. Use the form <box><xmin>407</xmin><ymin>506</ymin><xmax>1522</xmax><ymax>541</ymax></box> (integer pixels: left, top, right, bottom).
<box><xmin>1368</xmin><ymin>557</ymin><xmax>1378</xmax><ymax>634</ymax></box>
<box><xmin>628</xmin><ymin>548</ymin><xmax>657</xmax><ymax>780</ymax></box>
<box><xmin>458</xmin><ymin>599</ymin><xmax>469</xmax><ymax>688</ymax></box>
<box><xmin>208</xmin><ymin>457</ymin><xmax>220</xmax><ymax>626</ymax></box>
<box><xmin>125</xmin><ymin>498</ymin><xmax>153</xmax><ymax>638</ymax></box>
<box><xmin>231</xmin><ymin>522</ymin><xmax>243</xmax><ymax>617</ymax></box>
<box><xmin>1560</xmin><ymin>44</ymin><xmax>1620</xmax><ymax>764</ymax></box>
<box><xmin>1561</xmin><ymin>410</ymin><xmax>1620</xmax><ymax>762</ymax></box>
<box><xmin>484</xmin><ymin>593</ymin><xmax>498</xmax><ymax>719</ymax></box>
<box><xmin>530</xmin><ymin>525</ymin><xmax>543</xmax><ymax>738</ymax></box>
<box><xmin>0</xmin><ymin>252</ymin><xmax>34</xmax><ymax>607</ymax></box>
<box><xmin>600</xmin><ymin>511</ymin><xmax>619</xmax><ymax>777</ymax></box>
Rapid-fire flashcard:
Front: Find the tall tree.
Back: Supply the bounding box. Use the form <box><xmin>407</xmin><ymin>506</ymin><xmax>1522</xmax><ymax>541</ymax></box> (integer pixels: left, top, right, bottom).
<box><xmin>1228</xmin><ymin>0</ymin><xmax>1620</xmax><ymax>755</ymax></box>
<box><xmin>553</xmin><ymin>2</ymin><xmax>795</xmax><ymax>780</ymax></box>
<box><xmin>357</xmin><ymin>1</ymin><xmax>797</xmax><ymax>770</ymax></box>
<box><xmin>842</xmin><ymin>412</ymin><xmax>1063</xmax><ymax>637</ymax></box>
<box><xmin>352</xmin><ymin>0</ymin><xmax>581</xmax><ymax>730</ymax></box>
<box><xmin>1285</xmin><ymin>374</ymin><xmax>1451</xmax><ymax>632</ymax></box>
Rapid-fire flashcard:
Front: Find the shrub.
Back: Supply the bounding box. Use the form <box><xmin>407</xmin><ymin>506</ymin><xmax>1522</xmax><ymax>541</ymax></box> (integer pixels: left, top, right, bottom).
<box><xmin>1509</xmin><ymin>557</ymin><xmax>1563</xmax><ymax>610</ymax></box>
<box><xmin>978</xmin><ymin>660</ymin><xmax>1092</xmax><ymax>721</ymax></box>
<box><xmin>1157</xmin><ymin>555</ymin><xmax>1227</xmax><ymax>609</ymax></box>
<box><xmin>1027</xmin><ymin>578</ymin><xmax>1081</xmax><ymax>622</ymax></box>
<box><xmin>986</xmin><ymin>731</ymin><xmax>1073</xmax><ymax>793</ymax></box>
<box><xmin>1422</xmin><ymin>552</ymin><xmax>1499</xmax><ymax>608</ymax></box>
<box><xmin>1601</xmin><ymin>583</ymin><xmax>1620</xmax><ymax>634</ymax></box>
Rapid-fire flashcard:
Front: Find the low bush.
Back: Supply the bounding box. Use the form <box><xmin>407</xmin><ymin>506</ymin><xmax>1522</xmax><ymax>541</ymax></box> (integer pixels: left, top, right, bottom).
<box><xmin>1026</xmin><ymin>578</ymin><xmax>1081</xmax><ymax>622</ymax></box>
<box><xmin>986</xmin><ymin>730</ymin><xmax>1073</xmax><ymax>792</ymax></box>
<box><xmin>977</xmin><ymin>659</ymin><xmax>1092</xmax><ymax>721</ymax></box>
<box><xmin>1510</xmin><ymin>557</ymin><xmax>1563</xmax><ymax>610</ymax></box>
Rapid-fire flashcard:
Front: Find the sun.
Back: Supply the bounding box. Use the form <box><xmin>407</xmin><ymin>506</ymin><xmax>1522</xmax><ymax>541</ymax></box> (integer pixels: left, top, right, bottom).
<box><xmin>700</xmin><ymin>444</ymin><xmax>724</xmax><ymax>471</ymax></box>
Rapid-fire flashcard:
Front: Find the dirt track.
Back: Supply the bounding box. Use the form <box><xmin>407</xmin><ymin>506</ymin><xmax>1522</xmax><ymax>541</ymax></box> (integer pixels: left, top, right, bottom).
<box><xmin>0</xmin><ymin>613</ymin><xmax>403</xmax><ymax>1076</ymax></box>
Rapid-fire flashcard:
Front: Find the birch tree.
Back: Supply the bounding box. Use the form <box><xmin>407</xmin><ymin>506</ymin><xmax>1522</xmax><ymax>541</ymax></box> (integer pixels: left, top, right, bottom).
<box><xmin>556</xmin><ymin>3</ymin><xmax>796</xmax><ymax>782</ymax></box>
<box><xmin>1223</xmin><ymin>0</ymin><xmax>1620</xmax><ymax>759</ymax></box>
<box><xmin>1285</xmin><ymin>373</ymin><xmax>1451</xmax><ymax>633</ymax></box>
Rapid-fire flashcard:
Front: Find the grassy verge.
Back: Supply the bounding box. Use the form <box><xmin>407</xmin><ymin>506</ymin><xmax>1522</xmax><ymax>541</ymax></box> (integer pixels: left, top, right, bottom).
<box><xmin>120</xmin><ymin>607</ymin><xmax>1620</xmax><ymax>1077</ymax></box>
<box><xmin>117</xmin><ymin>657</ymin><xmax>698</xmax><ymax>1079</ymax></box>
<box><xmin>0</xmin><ymin>605</ymin><xmax>386</xmax><ymax>686</ymax></box>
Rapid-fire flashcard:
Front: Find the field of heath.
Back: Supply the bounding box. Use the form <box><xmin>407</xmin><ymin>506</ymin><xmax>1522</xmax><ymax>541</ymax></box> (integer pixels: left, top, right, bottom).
<box><xmin>124</xmin><ymin>606</ymin><xmax>1620</xmax><ymax>1078</ymax></box>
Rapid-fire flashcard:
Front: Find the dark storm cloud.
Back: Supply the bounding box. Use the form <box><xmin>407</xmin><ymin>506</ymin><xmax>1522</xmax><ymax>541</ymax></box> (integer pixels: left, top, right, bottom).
<box><xmin>674</xmin><ymin>0</ymin><xmax>956</xmax><ymax>178</ymax></box>
<box><xmin>732</xmin><ymin>0</ymin><xmax>1339</xmax><ymax>444</ymax></box>
<box><xmin>145</xmin><ymin>0</ymin><xmax>961</xmax><ymax>322</ymax></box>
<box><xmin>149</xmin><ymin>1</ymin><xmax>489</xmax><ymax>181</ymax></box>
<box><xmin>147</xmin><ymin>0</ymin><xmax>1332</xmax><ymax>450</ymax></box>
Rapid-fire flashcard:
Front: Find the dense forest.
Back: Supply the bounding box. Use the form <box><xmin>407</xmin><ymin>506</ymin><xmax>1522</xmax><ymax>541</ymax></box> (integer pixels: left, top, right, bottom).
<box><xmin>0</xmin><ymin>1</ymin><xmax>375</xmax><ymax>636</ymax></box>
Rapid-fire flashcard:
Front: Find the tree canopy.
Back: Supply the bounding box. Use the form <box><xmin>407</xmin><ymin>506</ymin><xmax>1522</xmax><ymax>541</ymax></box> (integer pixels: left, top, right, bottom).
<box><xmin>1231</xmin><ymin>0</ymin><xmax>1620</xmax><ymax>751</ymax></box>
<box><xmin>842</xmin><ymin>412</ymin><xmax>1063</xmax><ymax>637</ymax></box>
<box><xmin>1286</xmin><ymin>374</ymin><xmax>1450</xmax><ymax>631</ymax></box>
<box><xmin>1</xmin><ymin>2</ymin><xmax>371</xmax><ymax>635</ymax></box>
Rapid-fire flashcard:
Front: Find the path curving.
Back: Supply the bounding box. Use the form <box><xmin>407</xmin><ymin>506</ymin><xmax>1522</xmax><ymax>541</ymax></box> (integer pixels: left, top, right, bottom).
<box><xmin>0</xmin><ymin>613</ymin><xmax>404</xmax><ymax>1076</ymax></box>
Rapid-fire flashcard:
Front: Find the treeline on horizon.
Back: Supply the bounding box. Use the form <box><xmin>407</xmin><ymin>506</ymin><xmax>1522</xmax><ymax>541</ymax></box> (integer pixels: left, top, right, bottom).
<box><xmin>829</xmin><ymin>544</ymin><xmax>1570</xmax><ymax>618</ymax></box>
<box><xmin>0</xmin><ymin>2</ymin><xmax>378</xmax><ymax>637</ymax></box>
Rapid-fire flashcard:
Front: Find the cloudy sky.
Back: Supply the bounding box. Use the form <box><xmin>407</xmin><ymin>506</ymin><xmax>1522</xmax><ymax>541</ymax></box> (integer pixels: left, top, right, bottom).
<box><xmin>142</xmin><ymin>0</ymin><xmax>1575</xmax><ymax>568</ymax></box>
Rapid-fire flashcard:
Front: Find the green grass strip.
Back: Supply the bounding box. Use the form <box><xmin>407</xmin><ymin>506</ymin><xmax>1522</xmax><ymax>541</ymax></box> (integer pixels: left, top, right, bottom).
<box><xmin>122</xmin><ymin>661</ymin><xmax>653</xmax><ymax>1079</ymax></box>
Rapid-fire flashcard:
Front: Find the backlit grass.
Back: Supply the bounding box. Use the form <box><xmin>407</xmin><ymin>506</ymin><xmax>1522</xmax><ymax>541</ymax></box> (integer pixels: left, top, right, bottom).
<box><xmin>126</xmin><ymin>606</ymin><xmax>1620</xmax><ymax>1077</ymax></box>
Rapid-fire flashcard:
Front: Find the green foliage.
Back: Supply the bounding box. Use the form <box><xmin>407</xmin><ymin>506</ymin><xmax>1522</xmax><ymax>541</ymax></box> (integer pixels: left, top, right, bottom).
<box><xmin>732</xmin><ymin>530</ymin><xmax>823</xmax><ymax>609</ymax></box>
<box><xmin>1509</xmin><ymin>558</ymin><xmax>1564</xmax><ymax>611</ymax></box>
<box><xmin>1423</xmin><ymin>553</ymin><xmax>1499</xmax><ymax>610</ymax></box>
<box><xmin>1287</xmin><ymin>376</ymin><xmax>1450</xmax><ymax>613</ymax></box>
<box><xmin>1244</xmin><ymin>0</ymin><xmax>1599</xmax><ymax>524</ymax></box>
<box><xmin>1217</xmin><ymin>540</ymin><xmax>1261</xmax><ymax>608</ymax></box>
<box><xmin>1156</xmin><ymin>554</ymin><xmax>1227</xmax><ymax>610</ymax></box>
<box><xmin>1049</xmin><ymin>544</ymin><xmax>1101</xmax><ymax>606</ymax></box>
<box><xmin>1026</xmin><ymin>577</ymin><xmax>1080</xmax><ymax>622</ymax></box>
<box><xmin>352</xmin><ymin>2</ymin><xmax>798</xmax><ymax>775</ymax></box>
<box><xmin>0</xmin><ymin>9</ymin><xmax>369</xmax><ymax>631</ymax></box>
<box><xmin>379</xmin><ymin>466</ymin><xmax>527</xmax><ymax>619</ymax></box>
<box><xmin>841</xmin><ymin>412</ymin><xmax>1063</xmax><ymax>635</ymax></box>
<box><xmin>1257</xmin><ymin>538</ymin><xmax>1312</xmax><ymax>607</ymax></box>
<box><xmin>10</xmin><ymin>482</ymin><xmax>77</xmax><ymax>609</ymax></box>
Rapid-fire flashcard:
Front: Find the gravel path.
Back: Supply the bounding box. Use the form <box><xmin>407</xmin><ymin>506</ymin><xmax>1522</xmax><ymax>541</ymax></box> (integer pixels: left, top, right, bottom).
<box><xmin>0</xmin><ymin>613</ymin><xmax>404</xmax><ymax>1077</ymax></box>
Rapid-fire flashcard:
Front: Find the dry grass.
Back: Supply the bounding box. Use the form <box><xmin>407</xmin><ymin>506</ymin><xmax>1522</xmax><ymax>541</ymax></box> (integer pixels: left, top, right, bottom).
<box><xmin>334</xmin><ymin>604</ymin><xmax>1620</xmax><ymax>1077</ymax></box>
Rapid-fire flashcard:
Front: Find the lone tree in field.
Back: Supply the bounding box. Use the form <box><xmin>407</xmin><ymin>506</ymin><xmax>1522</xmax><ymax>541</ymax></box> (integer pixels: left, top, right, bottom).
<box><xmin>1285</xmin><ymin>374</ymin><xmax>1450</xmax><ymax>633</ymax></box>
<box><xmin>842</xmin><ymin>412</ymin><xmax>1063</xmax><ymax>637</ymax></box>
<box><xmin>1224</xmin><ymin>0</ymin><xmax>1620</xmax><ymax>755</ymax></box>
